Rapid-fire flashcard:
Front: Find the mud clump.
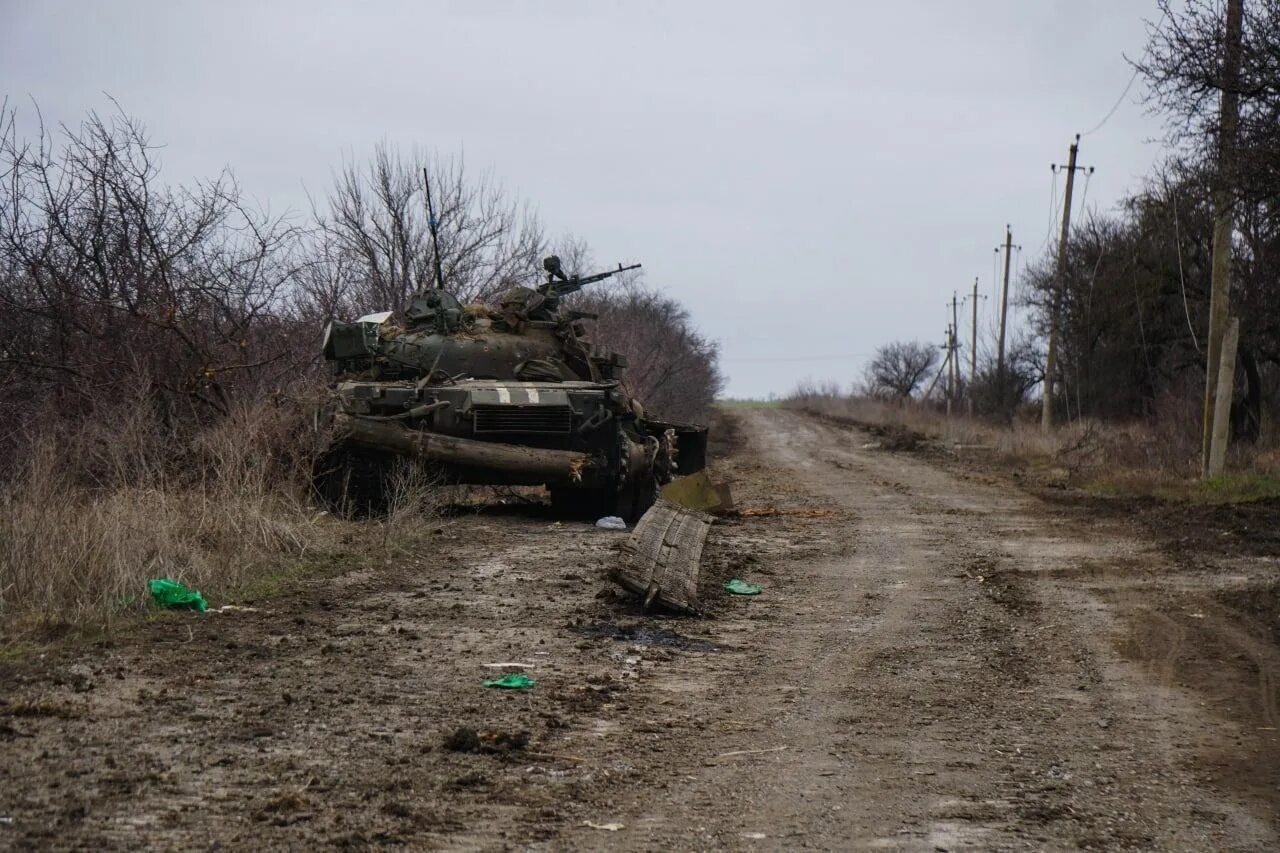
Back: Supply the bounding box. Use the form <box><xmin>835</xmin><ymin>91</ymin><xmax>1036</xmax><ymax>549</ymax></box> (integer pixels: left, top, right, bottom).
<box><xmin>441</xmin><ymin>727</ymin><xmax>530</xmax><ymax>754</ymax></box>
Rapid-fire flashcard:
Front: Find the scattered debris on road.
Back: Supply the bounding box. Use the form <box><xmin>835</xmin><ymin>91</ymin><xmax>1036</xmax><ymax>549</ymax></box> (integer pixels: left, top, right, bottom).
<box><xmin>481</xmin><ymin>673</ymin><xmax>535</xmax><ymax>690</ymax></box>
<box><xmin>147</xmin><ymin>578</ymin><xmax>208</xmax><ymax>611</ymax></box>
<box><xmin>724</xmin><ymin>578</ymin><xmax>763</xmax><ymax>596</ymax></box>
<box><xmin>661</xmin><ymin>469</ymin><xmax>734</xmax><ymax>513</ymax></box>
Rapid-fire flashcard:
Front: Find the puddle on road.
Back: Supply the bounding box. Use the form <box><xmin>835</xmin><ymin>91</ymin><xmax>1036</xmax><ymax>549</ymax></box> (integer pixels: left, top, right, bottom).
<box><xmin>572</xmin><ymin>621</ymin><xmax>721</xmax><ymax>652</ymax></box>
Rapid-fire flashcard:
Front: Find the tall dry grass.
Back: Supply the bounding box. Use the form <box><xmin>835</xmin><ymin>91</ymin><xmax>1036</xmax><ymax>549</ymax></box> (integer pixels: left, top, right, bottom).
<box><xmin>0</xmin><ymin>397</ymin><xmax>329</xmax><ymax>631</ymax></box>
<box><xmin>786</xmin><ymin>390</ymin><xmax>1280</xmax><ymax>499</ymax></box>
<box><xmin>0</xmin><ymin>385</ymin><xmax>458</xmax><ymax>635</ymax></box>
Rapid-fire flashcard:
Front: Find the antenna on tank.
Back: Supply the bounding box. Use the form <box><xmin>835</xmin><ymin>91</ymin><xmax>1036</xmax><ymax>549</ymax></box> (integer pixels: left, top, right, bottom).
<box><xmin>422</xmin><ymin>167</ymin><xmax>446</xmax><ymax>290</ymax></box>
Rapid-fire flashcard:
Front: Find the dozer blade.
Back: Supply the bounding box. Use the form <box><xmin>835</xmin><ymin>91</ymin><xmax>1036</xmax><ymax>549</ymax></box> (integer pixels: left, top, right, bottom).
<box><xmin>613</xmin><ymin>500</ymin><xmax>713</xmax><ymax>615</ymax></box>
<box><xmin>659</xmin><ymin>470</ymin><xmax>734</xmax><ymax>513</ymax></box>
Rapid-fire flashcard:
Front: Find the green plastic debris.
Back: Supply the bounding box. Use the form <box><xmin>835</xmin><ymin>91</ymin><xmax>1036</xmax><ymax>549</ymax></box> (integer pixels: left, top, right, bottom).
<box><xmin>147</xmin><ymin>578</ymin><xmax>208</xmax><ymax>612</ymax></box>
<box><xmin>483</xmin><ymin>673</ymin><xmax>535</xmax><ymax>690</ymax></box>
<box><xmin>724</xmin><ymin>578</ymin><xmax>763</xmax><ymax>596</ymax></box>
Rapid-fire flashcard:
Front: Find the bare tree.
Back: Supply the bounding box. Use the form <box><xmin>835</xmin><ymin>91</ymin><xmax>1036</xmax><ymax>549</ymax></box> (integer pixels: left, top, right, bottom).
<box><xmin>864</xmin><ymin>341</ymin><xmax>939</xmax><ymax>400</ymax></box>
<box><xmin>316</xmin><ymin>144</ymin><xmax>546</xmax><ymax>315</ymax></box>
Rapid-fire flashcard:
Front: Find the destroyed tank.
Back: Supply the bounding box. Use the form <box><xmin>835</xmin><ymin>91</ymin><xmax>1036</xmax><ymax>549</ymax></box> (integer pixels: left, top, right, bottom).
<box><xmin>314</xmin><ymin>255</ymin><xmax>708</xmax><ymax>521</ymax></box>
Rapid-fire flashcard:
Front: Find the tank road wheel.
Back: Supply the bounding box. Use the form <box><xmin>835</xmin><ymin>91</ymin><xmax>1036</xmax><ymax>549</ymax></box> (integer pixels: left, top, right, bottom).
<box><xmin>616</xmin><ymin>473</ymin><xmax>658</xmax><ymax>523</ymax></box>
<box><xmin>313</xmin><ymin>445</ymin><xmax>395</xmax><ymax>519</ymax></box>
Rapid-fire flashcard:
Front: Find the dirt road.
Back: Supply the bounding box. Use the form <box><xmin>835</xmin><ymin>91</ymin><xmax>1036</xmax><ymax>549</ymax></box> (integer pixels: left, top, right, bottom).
<box><xmin>3</xmin><ymin>408</ymin><xmax>1277</xmax><ymax>850</ymax></box>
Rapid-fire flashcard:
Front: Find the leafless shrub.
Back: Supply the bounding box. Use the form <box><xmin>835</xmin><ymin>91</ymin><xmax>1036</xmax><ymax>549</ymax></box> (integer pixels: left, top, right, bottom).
<box><xmin>379</xmin><ymin>461</ymin><xmax>442</xmax><ymax>550</ymax></box>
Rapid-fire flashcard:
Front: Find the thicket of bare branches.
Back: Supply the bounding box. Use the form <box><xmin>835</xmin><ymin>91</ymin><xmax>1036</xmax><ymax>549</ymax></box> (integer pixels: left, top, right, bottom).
<box><xmin>575</xmin><ymin>276</ymin><xmax>724</xmax><ymax>423</ymax></box>
<box><xmin>0</xmin><ymin>104</ymin><xmax>313</xmax><ymax>468</ymax></box>
<box><xmin>1137</xmin><ymin>0</ymin><xmax>1280</xmax><ymax>202</ymax></box>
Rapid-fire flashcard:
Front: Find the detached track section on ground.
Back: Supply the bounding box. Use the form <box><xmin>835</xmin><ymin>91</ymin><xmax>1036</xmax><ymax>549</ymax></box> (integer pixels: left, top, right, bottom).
<box><xmin>1</xmin><ymin>408</ymin><xmax>1276</xmax><ymax>850</ymax></box>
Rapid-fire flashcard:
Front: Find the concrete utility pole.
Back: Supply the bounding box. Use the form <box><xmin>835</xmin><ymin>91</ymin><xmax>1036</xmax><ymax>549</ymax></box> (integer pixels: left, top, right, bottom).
<box><xmin>1042</xmin><ymin>136</ymin><xmax>1092</xmax><ymax>431</ymax></box>
<box><xmin>951</xmin><ymin>292</ymin><xmax>961</xmax><ymax>407</ymax></box>
<box><xmin>969</xmin><ymin>276</ymin><xmax>984</xmax><ymax>389</ymax></box>
<box><xmin>1202</xmin><ymin>0</ymin><xmax>1245</xmax><ymax>475</ymax></box>
<box><xmin>924</xmin><ymin>332</ymin><xmax>950</xmax><ymax>401</ymax></box>
<box><xmin>967</xmin><ymin>277</ymin><xmax>986</xmax><ymax>416</ymax></box>
<box><xmin>996</xmin><ymin>226</ymin><xmax>1015</xmax><ymax>385</ymax></box>
<box><xmin>944</xmin><ymin>323</ymin><xmax>955</xmax><ymax>417</ymax></box>
<box><xmin>1208</xmin><ymin>317</ymin><xmax>1241</xmax><ymax>477</ymax></box>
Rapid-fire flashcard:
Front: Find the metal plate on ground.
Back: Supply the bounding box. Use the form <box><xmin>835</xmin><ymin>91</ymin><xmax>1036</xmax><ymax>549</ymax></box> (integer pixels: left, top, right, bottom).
<box><xmin>613</xmin><ymin>500</ymin><xmax>713</xmax><ymax>614</ymax></box>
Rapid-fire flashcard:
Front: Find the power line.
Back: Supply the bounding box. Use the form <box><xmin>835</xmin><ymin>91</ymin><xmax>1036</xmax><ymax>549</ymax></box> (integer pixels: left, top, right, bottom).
<box><xmin>1081</xmin><ymin>8</ymin><xmax>1169</xmax><ymax>137</ymax></box>
<box><xmin>1045</xmin><ymin>167</ymin><xmax>1060</xmax><ymax>251</ymax></box>
<box><xmin>1080</xmin><ymin>68</ymin><xmax>1141</xmax><ymax>137</ymax></box>
<box><xmin>1172</xmin><ymin>199</ymin><xmax>1202</xmax><ymax>353</ymax></box>
<box><xmin>1076</xmin><ymin>168</ymin><xmax>1093</xmax><ymax>222</ymax></box>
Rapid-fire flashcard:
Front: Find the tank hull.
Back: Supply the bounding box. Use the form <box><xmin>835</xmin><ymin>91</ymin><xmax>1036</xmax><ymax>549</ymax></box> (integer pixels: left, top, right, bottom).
<box><xmin>315</xmin><ymin>378</ymin><xmax>707</xmax><ymax>520</ymax></box>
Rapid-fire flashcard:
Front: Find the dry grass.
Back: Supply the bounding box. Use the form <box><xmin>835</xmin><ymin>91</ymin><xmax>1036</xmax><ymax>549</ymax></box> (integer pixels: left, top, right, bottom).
<box><xmin>787</xmin><ymin>392</ymin><xmax>1280</xmax><ymax>504</ymax></box>
<box><xmin>0</xmin><ymin>394</ymin><xmax>439</xmax><ymax>636</ymax></box>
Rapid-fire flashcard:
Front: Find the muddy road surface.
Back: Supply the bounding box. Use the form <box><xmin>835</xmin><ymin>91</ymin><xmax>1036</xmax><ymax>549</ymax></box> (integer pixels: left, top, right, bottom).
<box><xmin>3</xmin><ymin>408</ymin><xmax>1278</xmax><ymax>850</ymax></box>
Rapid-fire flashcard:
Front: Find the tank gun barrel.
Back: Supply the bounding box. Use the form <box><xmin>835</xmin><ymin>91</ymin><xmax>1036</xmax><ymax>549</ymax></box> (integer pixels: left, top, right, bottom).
<box><xmin>334</xmin><ymin>413</ymin><xmax>596</xmax><ymax>483</ymax></box>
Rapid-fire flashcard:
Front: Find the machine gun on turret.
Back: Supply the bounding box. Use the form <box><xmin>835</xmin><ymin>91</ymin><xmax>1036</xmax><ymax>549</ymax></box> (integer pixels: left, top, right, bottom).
<box><xmin>539</xmin><ymin>256</ymin><xmax>642</xmax><ymax>302</ymax></box>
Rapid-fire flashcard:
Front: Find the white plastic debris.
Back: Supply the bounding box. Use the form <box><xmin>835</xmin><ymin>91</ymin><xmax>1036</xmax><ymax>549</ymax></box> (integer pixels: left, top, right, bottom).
<box><xmin>595</xmin><ymin>516</ymin><xmax>627</xmax><ymax>531</ymax></box>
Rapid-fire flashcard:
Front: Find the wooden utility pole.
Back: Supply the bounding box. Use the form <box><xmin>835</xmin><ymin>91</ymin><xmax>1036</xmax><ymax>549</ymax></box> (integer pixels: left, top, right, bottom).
<box><xmin>1202</xmin><ymin>0</ymin><xmax>1245</xmax><ymax>475</ymax></box>
<box><xmin>1042</xmin><ymin>137</ymin><xmax>1091</xmax><ymax>431</ymax></box>
<box><xmin>996</xmin><ymin>226</ymin><xmax>1014</xmax><ymax>384</ymax></box>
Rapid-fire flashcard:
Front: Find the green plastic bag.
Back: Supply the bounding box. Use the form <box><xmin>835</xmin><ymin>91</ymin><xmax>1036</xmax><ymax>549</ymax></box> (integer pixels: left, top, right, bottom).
<box><xmin>483</xmin><ymin>673</ymin><xmax>535</xmax><ymax>690</ymax></box>
<box><xmin>148</xmin><ymin>578</ymin><xmax>208</xmax><ymax>612</ymax></box>
<box><xmin>724</xmin><ymin>578</ymin><xmax>763</xmax><ymax>596</ymax></box>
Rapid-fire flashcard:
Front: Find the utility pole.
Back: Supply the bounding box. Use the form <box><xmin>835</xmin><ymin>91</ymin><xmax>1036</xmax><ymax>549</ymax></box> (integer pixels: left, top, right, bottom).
<box><xmin>1202</xmin><ymin>0</ymin><xmax>1245</xmax><ymax>475</ymax></box>
<box><xmin>950</xmin><ymin>292</ymin><xmax>961</xmax><ymax>408</ymax></box>
<box><xmin>969</xmin><ymin>276</ymin><xmax>984</xmax><ymax>389</ymax></box>
<box><xmin>925</xmin><ymin>330</ymin><xmax>950</xmax><ymax>402</ymax></box>
<box><xmin>966</xmin><ymin>277</ymin><xmax>986</xmax><ymax>416</ymax></box>
<box><xmin>1208</xmin><ymin>318</ymin><xmax>1241</xmax><ymax>477</ymax></box>
<box><xmin>995</xmin><ymin>226</ymin><xmax>1017</xmax><ymax>387</ymax></box>
<box><xmin>1042</xmin><ymin>137</ymin><xmax>1092</xmax><ymax>431</ymax></box>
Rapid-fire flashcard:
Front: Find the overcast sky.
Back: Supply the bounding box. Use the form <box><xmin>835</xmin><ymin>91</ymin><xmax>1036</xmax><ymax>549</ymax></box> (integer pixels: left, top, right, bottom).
<box><xmin>2</xmin><ymin>0</ymin><xmax>1170</xmax><ymax>398</ymax></box>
